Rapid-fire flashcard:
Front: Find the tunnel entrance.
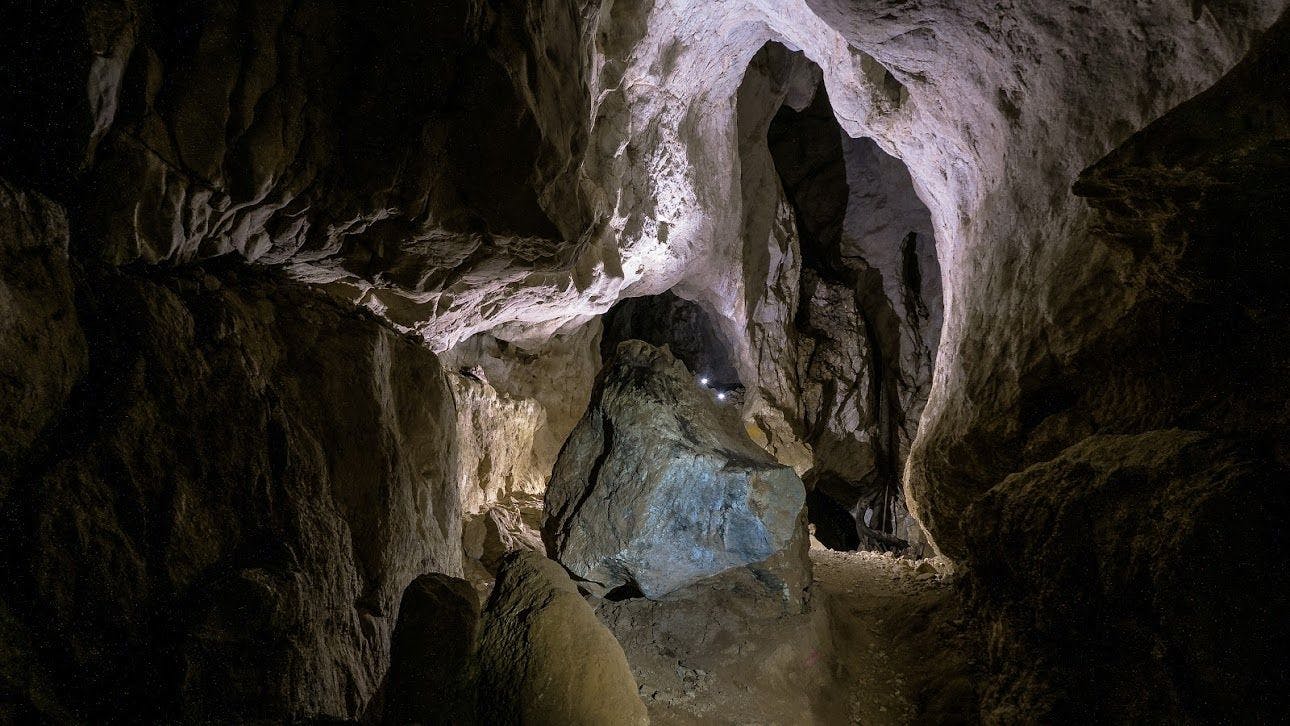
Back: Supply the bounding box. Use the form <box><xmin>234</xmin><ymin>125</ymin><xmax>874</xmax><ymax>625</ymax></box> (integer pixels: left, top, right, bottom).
<box><xmin>761</xmin><ymin>48</ymin><xmax>943</xmax><ymax>555</ymax></box>
<box><xmin>600</xmin><ymin>290</ymin><xmax>743</xmax><ymax>396</ymax></box>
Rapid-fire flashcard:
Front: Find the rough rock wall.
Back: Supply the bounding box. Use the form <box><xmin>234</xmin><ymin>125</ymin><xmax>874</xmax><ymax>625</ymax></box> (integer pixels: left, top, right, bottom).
<box><xmin>0</xmin><ymin>188</ymin><xmax>460</xmax><ymax>721</ymax></box>
<box><xmin>0</xmin><ymin>0</ymin><xmax>599</xmax><ymax>348</ymax></box>
<box><xmin>967</xmin><ymin>432</ymin><xmax>1290</xmax><ymax>722</ymax></box>
<box><xmin>838</xmin><ymin>136</ymin><xmax>941</xmax><ymax>469</ymax></box>
<box><xmin>960</xmin><ymin>14</ymin><xmax>1290</xmax><ymax>720</ymax></box>
<box><xmin>722</xmin><ymin>51</ymin><xmax>940</xmax><ymax>550</ymax></box>
<box><xmin>442</xmin><ymin>323</ymin><xmax>602</xmax><ymax>487</ymax></box>
<box><xmin>449</xmin><ymin>372</ymin><xmax>546</xmax><ymax>516</ymax></box>
<box><xmin>5</xmin><ymin>3</ymin><xmax>1279</xmax><ymax>469</ymax></box>
<box><xmin>727</xmin><ymin>42</ymin><xmax>819</xmax><ymax>473</ymax></box>
<box><xmin>382</xmin><ymin>573</ymin><xmax>481</xmax><ymax>725</ymax></box>
<box><xmin>0</xmin><ymin>181</ymin><xmax>87</xmax><ymax>486</ymax></box>
<box><xmin>794</xmin><ymin>270</ymin><xmax>877</xmax><ymax>483</ymax></box>
<box><xmin>570</xmin><ymin>0</ymin><xmax>1282</xmax><ymax>560</ymax></box>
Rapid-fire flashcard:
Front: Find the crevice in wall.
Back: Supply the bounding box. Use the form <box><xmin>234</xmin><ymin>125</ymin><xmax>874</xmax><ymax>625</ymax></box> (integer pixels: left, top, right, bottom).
<box><xmin>761</xmin><ymin>58</ymin><xmax>942</xmax><ymax>554</ymax></box>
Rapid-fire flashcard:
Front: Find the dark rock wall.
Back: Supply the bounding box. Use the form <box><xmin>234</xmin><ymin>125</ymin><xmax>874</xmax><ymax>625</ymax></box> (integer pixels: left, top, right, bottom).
<box><xmin>968</xmin><ymin>432</ymin><xmax>1289</xmax><ymax>722</ymax></box>
<box><xmin>0</xmin><ymin>181</ymin><xmax>87</xmax><ymax>487</ymax></box>
<box><xmin>0</xmin><ymin>192</ymin><xmax>460</xmax><ymax>721</ymax></box>
<box><xmin>960</xmin><ymin>13</ymin><xmax>1290</xmax><ymax>722</ymax></box>
<box><xmin>383</xmin><ymin>573</ymin><xmax>481</xmax><ymax>725</ymax></box>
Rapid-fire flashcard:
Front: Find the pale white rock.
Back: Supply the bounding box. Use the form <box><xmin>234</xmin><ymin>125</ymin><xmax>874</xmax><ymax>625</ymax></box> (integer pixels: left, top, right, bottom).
<box><xmin>448</xmin><ymin>372</ymin><xmax>546</xmax><ymax>516</ymax></box>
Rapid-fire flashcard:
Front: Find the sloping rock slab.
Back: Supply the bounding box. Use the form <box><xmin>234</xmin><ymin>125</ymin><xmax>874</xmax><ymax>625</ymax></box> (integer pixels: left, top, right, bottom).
<box><xmin>966</xmin><ymin>430</ymin><xmax>1290</xmax><ymax>722</ymax></box>
<box><xmin>544</xmin><ymin>340</ymin><xmax>805</xmax><ymax>599</ymax></box>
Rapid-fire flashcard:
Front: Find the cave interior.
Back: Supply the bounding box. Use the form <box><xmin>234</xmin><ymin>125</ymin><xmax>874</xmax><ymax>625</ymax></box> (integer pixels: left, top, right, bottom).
<box><xmin>1</xmin><ymin>1</ymin><xmax>1288</xmax><ymax>724</ymax></box>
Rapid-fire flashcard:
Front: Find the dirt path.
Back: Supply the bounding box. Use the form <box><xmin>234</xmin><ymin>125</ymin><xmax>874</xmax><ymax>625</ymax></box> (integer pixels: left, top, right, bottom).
<box><xmin>597</xmin><ymin>545</ymin><xmax>980</xmax><ymax>725</ymax></box>
<box><xmin>812</xmin><ymin>548</ymin><xmax>978</xmax><ymax>725</ymax></box>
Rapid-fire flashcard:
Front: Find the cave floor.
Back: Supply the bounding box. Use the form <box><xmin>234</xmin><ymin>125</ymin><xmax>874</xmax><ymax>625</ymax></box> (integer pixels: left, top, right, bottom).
<box><xmin>812</xmin><ymin>549</ymin><xmax>978</xmax><ymax>725</ymax></box>
<box><xmin>599</xmin><ymin>547</ymin><xmax>979</xmax><ymax>725</ymax></box>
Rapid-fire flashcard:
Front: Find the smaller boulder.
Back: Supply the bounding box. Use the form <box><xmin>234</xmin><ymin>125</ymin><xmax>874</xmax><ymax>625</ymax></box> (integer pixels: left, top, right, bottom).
<box><xmin>476</xmin><ymin>552</ymin><xmax>648</xmax><ymax>725</ymax></box>
<box><xmin>383</xmin><ymin>574</ymin><xmax>480</xmax><ymax>725</ymax></box>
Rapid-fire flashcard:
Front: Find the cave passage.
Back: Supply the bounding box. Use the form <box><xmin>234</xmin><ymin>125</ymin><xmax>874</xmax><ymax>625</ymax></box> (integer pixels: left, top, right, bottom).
<box><xmin>600</xmin><ymin>290</ymin><xmax>743</xmax><ymax>394</ymax></box>
<box><xmin>2</xmin><ymin>3</ymin><xmax>1285</xmax><ymax>724</ymax></box>
<box><xmin>761</xmin><ymin>55</ymin><xmax>943</xmax><ymax>555</ymax></box>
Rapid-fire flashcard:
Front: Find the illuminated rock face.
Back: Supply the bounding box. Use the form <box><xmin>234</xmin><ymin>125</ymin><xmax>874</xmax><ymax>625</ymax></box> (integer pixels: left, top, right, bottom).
<box><xmin>448</xmin><ymin>371</ymin><xmax>547</xmax><ymax>516</ymax></box>
<box><xmin>544</xmin><ymin>341</ymin><xmax>806</xmax><ymax>599</ymax></box>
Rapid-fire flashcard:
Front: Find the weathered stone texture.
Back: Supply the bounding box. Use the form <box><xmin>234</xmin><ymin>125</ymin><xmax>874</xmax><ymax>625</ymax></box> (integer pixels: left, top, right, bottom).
<box><xmin>383</xmin><ymin>573</ymin><xmax>481</xmax><ymax>725</ymax></box>
<box><xmin>967</xmin><ymin>431</ymin><xmax>1290</xmax><ymax>722</ymax></box>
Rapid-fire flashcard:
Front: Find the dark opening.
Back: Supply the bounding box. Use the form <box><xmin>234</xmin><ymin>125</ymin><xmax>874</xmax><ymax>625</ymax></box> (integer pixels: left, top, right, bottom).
<box><xmin>600</xmin><ymin>290</ymin><xmax>742</xmax><ymax>392</ymax></box>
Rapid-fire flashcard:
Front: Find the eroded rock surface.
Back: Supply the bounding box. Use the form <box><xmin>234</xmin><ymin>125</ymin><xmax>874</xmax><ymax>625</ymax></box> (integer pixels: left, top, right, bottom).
<box><xmin>1</xmin><ymin>0</ymin><xmax>599</xmax><ymax>349</ymax></box>
<box><xmin>544</xmin><ymin>341</ymin><xmax>807</xmax><ymax>598</ymax></box>
<box><xmin>723</xmin><ymin>48</ymin><xmax>941</xmax><ymax>552</ymax></box>
<box><xmin>0</xmin><ymin>179</ymin><xmax>86</xmax><ymax>485</ymax></box>
<box><xmin>476</xmin><ymin>551</ymin><xmax>648</xmax><ymax>726</ymax></box>
<box><xmin>449</xmin><ymin>371</ymin><xmax>546</xmax><ymax>516</ymax></box>
<box><xmin>441</xmin><ymin>323</ymin><xmax>603</xmax><ymax>485</ymax></box>
<box><xmin>960</xmin><ymin>15</ymin><xmax>1290</xmax><ymax>721</ymax></box>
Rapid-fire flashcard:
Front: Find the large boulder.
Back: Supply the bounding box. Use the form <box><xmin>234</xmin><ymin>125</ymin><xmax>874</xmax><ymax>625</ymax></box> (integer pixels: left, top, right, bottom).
<box><xmin>475</xmin><ymin>551</ymin><xmax>648</xmax><ymax>725</ymax></box>
<box><xmin>543</xmin><ymin>340</ymin><xmax>806</xmax><ymax>599</ymax></box>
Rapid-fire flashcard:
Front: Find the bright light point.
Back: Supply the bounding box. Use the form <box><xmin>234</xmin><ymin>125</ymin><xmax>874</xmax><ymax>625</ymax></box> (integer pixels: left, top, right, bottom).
<box><xmin>699</xmin><ymin>376</ymin><xmax>709</xmax><ymax>386</ymax></box>
<box><xmin>717</xmin><ymin>392</ymin><xmax>726</xmax><ymax>401</ymax></box>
